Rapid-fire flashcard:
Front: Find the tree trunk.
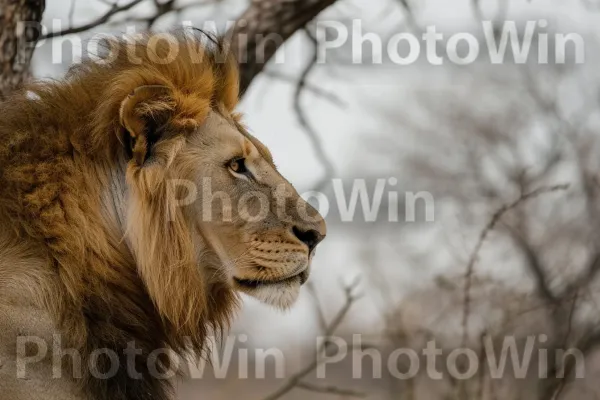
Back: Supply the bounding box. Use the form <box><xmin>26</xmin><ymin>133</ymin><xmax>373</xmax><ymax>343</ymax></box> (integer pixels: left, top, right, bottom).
<box><xmin>229</xmin><ymin>0</ymin><xmax>338</xmax><ymax>94</ymax></box>
<box><xmin>0</xmin><ymin>0</ymin><xmax>45</xmax><ymax>99</ymax></box>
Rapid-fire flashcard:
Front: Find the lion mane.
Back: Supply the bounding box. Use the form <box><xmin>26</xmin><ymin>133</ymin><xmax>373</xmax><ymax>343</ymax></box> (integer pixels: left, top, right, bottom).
<box><xmin>0</xmin><ymin>33</ymin><xmax>241</xmax><ymax>400</ymax></box>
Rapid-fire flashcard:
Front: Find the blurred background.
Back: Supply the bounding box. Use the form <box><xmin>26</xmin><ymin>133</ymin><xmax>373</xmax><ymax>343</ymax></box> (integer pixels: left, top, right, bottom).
<box><xmin>6</xmin><ymin>0</ymin><xmax>600</xmax><ymax>398</ymax></box>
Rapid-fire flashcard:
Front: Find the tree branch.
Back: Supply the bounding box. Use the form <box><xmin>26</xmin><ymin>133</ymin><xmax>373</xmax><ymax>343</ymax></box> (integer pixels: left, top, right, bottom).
<box><xmin>263</xmin><ymin>69</ymin><xmax>346</xmax><ymax>107</ymax></box>
<box><xmin>293</xmin><ymin>28</ymin><xmax>336</xmax><ymax>192</ymax></box>
<box><xmin>111</xmin><ymin>0</ymin><xmax>217</xmax><ymax>30</ymax></box>
<box><xmin>507</xmin><ymin>226</ymin><xmax>559</xmax><ymax>306</ymax></box>
<box><xmin>39</xmin><ymin>0</ymin><xmax>341</xmax><ymax>98</ymax></box>
<box><xmin>261</xmin><ymin>279</ymin><xmax>361</xmax><ymax>400</ymax></box>
<box><xmin>41</xmin><ymin>0</ymin><xmax>145</xmax><ymax>39</ymax></box>
<box><xmin>228</xmin><ymin>0</ymin><xmax>339</xmax><ymax>94</ymax></box>
<box><xmin>543</xmin><ymin>323</ymin><xmax>600</xmax><ymax>400</ymax></box>
<box><xmin>461</xmin><ymin>184</ymin><xmax>569</xmax><ymax>347</ymax></box>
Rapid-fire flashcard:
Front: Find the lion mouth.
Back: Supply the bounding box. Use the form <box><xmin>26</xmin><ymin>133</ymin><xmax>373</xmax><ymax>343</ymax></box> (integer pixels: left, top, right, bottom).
<box><xmin>233</xmin><ymin>269</ymin><xmax>309</xmax><ymax>309</ymax></box>
<box><xmin>234</xmin><ymin>270</ymin><xmax>308</xmax><ymax>290</ymax></box>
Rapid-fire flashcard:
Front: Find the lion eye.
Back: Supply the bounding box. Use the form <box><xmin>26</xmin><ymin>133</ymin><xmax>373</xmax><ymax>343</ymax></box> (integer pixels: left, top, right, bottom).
<box><xmin>228</xmin><ymin>158</ymin><xmax>248</xmax><ymax>175</ymax></box>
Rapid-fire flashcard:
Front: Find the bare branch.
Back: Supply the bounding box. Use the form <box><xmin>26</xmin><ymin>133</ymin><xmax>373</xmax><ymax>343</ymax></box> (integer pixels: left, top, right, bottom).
<box><xmin>396</xmin><ymin>0</ymin><xmax>419</xmax><ymax>31</ymax></box>
<box><xmin>471</xmin><ymin>0</ymin><xmax>484</xmax><ymax>21</ymax></box>
<box><xmin>561</xmin><ymin>252</ymin><xmax>600</xmax><ymax>299</ymax></box>
<box><xmin>461</xmin><ymin>184</ymin><xmax>569</xmax><ymax>346</ymax></box>
<box><xmin>507</xmin><ymin>226</ymin><xmax>559</xmax><ymax>306</ymax></box>
<box><xmin>261</xmin><ymin>279</ymin><xmax>361</xmax><ymax>400</ymax></box>
<box><xmin>306</xmin><ymin>281</ymin><xmax>329</xmax><ymax>332</ymax></box>
<box><xmin>41</xmin><ymin>0</ymin><xmax>146</xmax><ymax>39</ymax></box>
<box><xmin>471</xmin><ymin>0</ymin><xmax>510</xmax><ymax>30</ymax></box>
<box><xmin>144</xmin><ymin>0</ymin><xmax>176</xmax><ymax>29</ymax></box>
<box><xmin>39</xmin><ymin>0</ymin><xmax>341</xmax><ymax>101</ymax></box>
<box><xmin>105</xmin><ymin>0</ymin><xmax>216</xmax><ymax>28</ymax></box>
<box><xmin>228</xmin><ymin>0</ymin><xmax>340</xmax><ymax>94</ymax></box>
<box><xmin>293</xmin><ymin>28</ymin><xmax>336</xmax><ymax>192</ymax></box>
<box><xmin>544</xmin><ymin>323</ymin><xmax>600</xmax><ymax>400</ymax></box>
<box><xmin>263</xmin><ymin>69</ymin><xmax>346</xmax><ymax>107</ymax></box>
<box><xmin>68</xmin><ymin>0</ymin><xmax>77</xmax><ymax>28</ymax></box>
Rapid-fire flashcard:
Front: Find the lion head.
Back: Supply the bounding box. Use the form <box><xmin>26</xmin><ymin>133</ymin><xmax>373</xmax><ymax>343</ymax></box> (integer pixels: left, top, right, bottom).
<box><xmin>0</xmin><ymin>31</ymin><xmax>325</xmax><ymax>399</ymax></box>
<box><xmin>109</xmin><ymin>35</ymin><xmax>326</xmax><ymax>316</ymax></box>
<box><xmin>119</xmin><ymin>81</ymin><xmax>326</xmax><ymax>313</ymax></box>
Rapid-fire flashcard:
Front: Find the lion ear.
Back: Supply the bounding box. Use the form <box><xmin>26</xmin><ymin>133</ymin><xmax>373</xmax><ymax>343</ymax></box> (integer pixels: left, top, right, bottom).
<box><xmin>119</xmin><ymin>85</ymin><xmax>175</xmax><ymax>164</ymax></box>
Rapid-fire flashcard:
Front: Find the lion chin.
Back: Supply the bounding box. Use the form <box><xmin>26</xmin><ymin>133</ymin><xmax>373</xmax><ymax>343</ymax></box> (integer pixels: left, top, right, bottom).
<box><xmin>243</xmin><ymin>282</ymin><xmax>302</xmax><ymax>310</ymax></box>
<box><xmin>234</xmin><ymin>272</ymin><xmax>307</xmax><ymax>310</ymax></box>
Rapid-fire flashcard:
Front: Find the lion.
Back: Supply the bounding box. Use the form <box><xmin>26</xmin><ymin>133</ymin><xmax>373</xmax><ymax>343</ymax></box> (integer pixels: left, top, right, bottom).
<box><xmin>0</xmin><ymin>32</ymin><xmax>326</xmax><ymax>400</ymax></box>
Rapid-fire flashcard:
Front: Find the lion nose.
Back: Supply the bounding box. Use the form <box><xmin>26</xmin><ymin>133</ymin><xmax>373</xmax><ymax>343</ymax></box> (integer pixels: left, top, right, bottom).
<box><xmin>292</xmin><ymin>225</ymin><xmax>325</xmax><ymax>253</ymax></box>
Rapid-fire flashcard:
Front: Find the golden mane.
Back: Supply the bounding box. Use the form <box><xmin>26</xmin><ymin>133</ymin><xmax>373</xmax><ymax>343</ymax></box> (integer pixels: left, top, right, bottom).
<box><xmin>0</xmin><ymin>31</ymin><xmax>240</xmax><ymax>400</ymax></box>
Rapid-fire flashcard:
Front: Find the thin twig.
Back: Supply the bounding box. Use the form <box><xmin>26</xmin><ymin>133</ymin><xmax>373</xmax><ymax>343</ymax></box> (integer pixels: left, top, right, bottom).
<box><xmin>547</xmin><ymin>325</ymin><xmax>600</xmax><ymax>400</ymax></box>
<box><xmin>396</xmin><ymin>0</ymin><xmax>419</xmax><ymax>32</ymax></box>
<box><xmin>294</xmin><ymin>27</ymin><xmax>336</xmax><ymax>192</ymax></box>
<box><xmin>471</xmin><ymin>0</ymin><xmax>484</xmax><ymax>21</ymax></box>
<box><xmin>261</xmin><ymin>279</ymin><xmax>361</xmax><ymax>400</ymax></box>
<box><xmin>306</xmin><ymin>281</ymin><xmax>329</xmax><ymax>332</ymax></box>
<box><xmin>477</xmin><ymin>331</ymin><xmax>487</xmax><ymax>400</ymax></box>
<box><xmin>461</xmin><ymin>184</ymin><xmax>569</xmax><ymax>347</ymax></box>
<box><xmin>507</xmin><ymin>225</ymin><xmax>559</xmax><ymax>306</ymax></box>
<box><xmin>547</xmin><ymin>292</ymin><xmax>580</xmax><ymax>400</ymax></box>
<box><xmin>105</xmin><ymin>1</ymin><xmax>215</xmax><ymax>28</ymax></box>
<box><xmin>561</xmin><ymin>252</ymin><xmax>600</xmax><ymax>299</ymax></box>
<box><xmin>264</xmin><ymin>69</ymin><xmax>346</xmax><ymax>108</ymax></box>
<box><xmin>68</xmin><ymin>0</ymin><xmax>77</xmax><ymax>29</ymax></box>
<box><xmin>41</xmin><ymin>0</ymin><xmax>147</xmax><ymax>39</ymax></box>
